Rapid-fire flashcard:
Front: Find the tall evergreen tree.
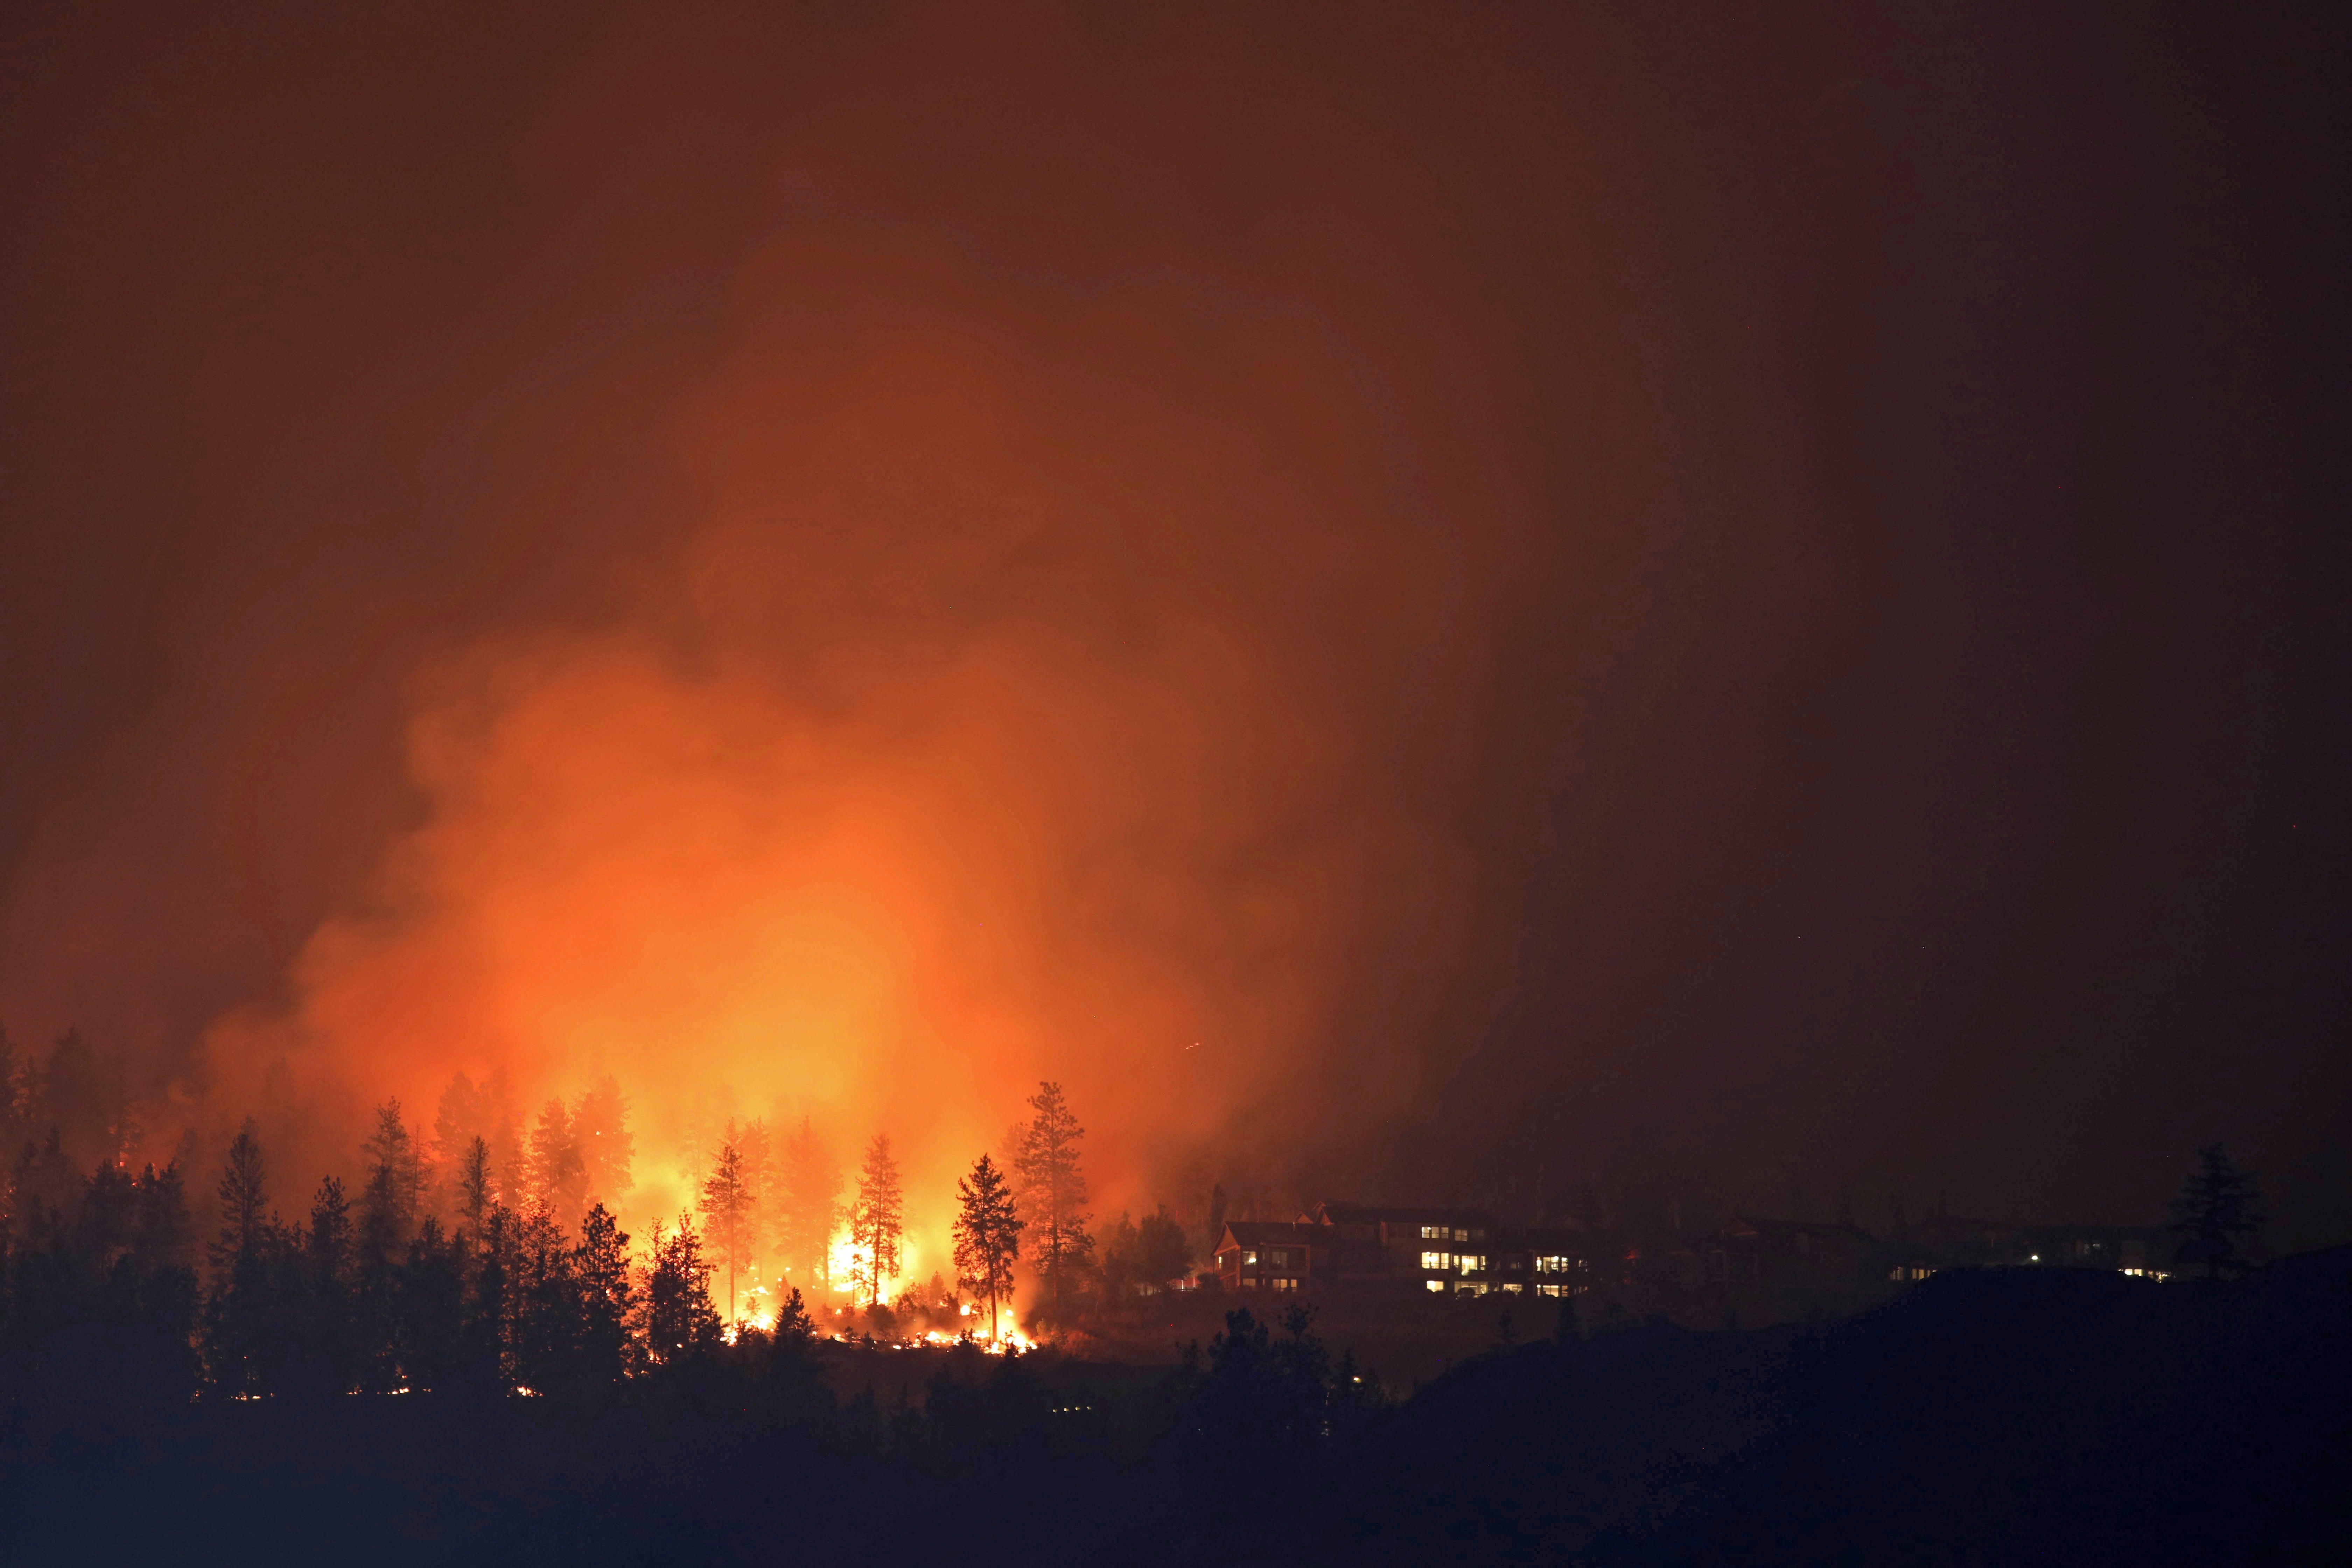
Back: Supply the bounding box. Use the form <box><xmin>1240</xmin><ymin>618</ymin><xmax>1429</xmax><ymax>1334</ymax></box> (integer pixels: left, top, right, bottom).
<box><xmin>575</xmin><ymin>1202</ymin><xmax>633</xmax><ymax>1385</ymax></box>
<box><xmin>467</xmin><ymin>1204</ymin><xmax>520</xmax><ymax>1383</ymax></box>
<box><xmin>573</xmin><ymin>1074</ymin><xmax>635</xmax><ymax>1209</ymax></box>
<box><xmin>210</xmin><ymin>1119</ymin><xmax>269</xmax><ymax>1282</ymax></box>
<box><xmin>358</xmin><ymin>1099</ymin><xmax>425</xmax><ymax>1264</ymax></box>
<box><xmin>429</xmin><ymin>1071</ymin><xmax>481</xmax><ymax>1221</ymax></box>
<box><xmin>304</xmin><ymin>1175</ymin><xmax>355</xmax><ymax>1391</ymax></box>
<box><xmin>397</xmin><ymin>1217</ymin><xmax>467</xmax><ymax>1390</ymax></box>
<box><xmin>779</xmin><ymin>1115</ymin><xmax>842</xmax><ymax>1298</ymax></box>
<box><xmin>130</xmin><ymin>1162</ymin><xmax>199</xmax><ymax>1365</ymax></box>
<box><xmin>641</xmin><ymin>1213</ymin><xmax>722</xmax><ymax>1364</ymax></box>
<box><xmin>1136</xmin><ymin>1205</ymin><xmax>1192</xmax><ymax>1289</ymax></box>
<box><xmin>952</xmin><ymin>1152</ymin><xmax>1023</xmax><ymax>1341</ymax></box>
<box><xmin>512</xmin><ymin>1209</ymin><xmax>579</xmax><ymax>1390</ymax></box>
<box><xmin>848</xmin><ymin>1134</ymin><xmax>904</xmax><ymax>1311</ymax></box>
<box><xmin>527</xmin><ymin>1098</ymin><xmax>588</xmax><ymax>1227</ymax></box>
<box><xmin>1013</xmin><ymin>1081</ymin><xmax>1093</xmax><ymax>1315</ymax></box>
<box><xmin>456</xmin><ymin>1135</ymin><xmax>494</xmax><ymax>1231</ymax></box>
<box><xmin>2172</xmin><ymin>1142</ymin><xmax>2266</xmax><ymax>1280</ymax></box>
<box><xmin>726</xmin><ymin>1115</ymin><xmax>772</xmax><ymax>1256</ymax></box>
<box><xmin>699</xmin><ymin>1140</ymin><xmax>757</xmax><ymax>1325</ymax></box>
<box><xmin>204</xmin><ymin>1123</ymin><xmax>278</xmax><ymax>1396</ymax></box>
<box><xmin>479</xmin><ymin>1068</ymin><xmax>527</xmax><ymax>1209</ymax></box>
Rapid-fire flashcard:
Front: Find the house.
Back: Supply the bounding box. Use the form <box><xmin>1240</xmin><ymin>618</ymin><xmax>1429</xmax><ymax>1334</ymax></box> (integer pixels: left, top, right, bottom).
<box><xmin>1206</xmin><ymin>1201</ymin><xmax>1598</xmax><ymax>1297</ymax></box>
<box><xmin>1212</xmin><ymin>1221</ymin><xmax>1327</xmax><ymax>1292</ymax></box>
<box><xmin>1291</xmin><ymin>1202</ymin><xmax>1496</xmax><ymax>1289</ymax></box>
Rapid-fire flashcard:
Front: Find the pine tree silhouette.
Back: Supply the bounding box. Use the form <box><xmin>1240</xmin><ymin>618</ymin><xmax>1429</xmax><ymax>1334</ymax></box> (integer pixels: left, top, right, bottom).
<box><xmin>849</xmin><ymin>1134</ymin><xmax>904</xmax><ymax>1313</ymax></box>
<box><xmin>952</xmin><ymin>1152</ymin><xmax>1023</xmax><ymax>1341</ymax></box>
<box><xmin>2171</xmin><ymin>1142</ymin><xmax>2266</xmax><ymax>1280</ymax></box>
<box><xmin>1014</xmin><ymin>1082</ymin><xmax>1094</xmax><ymax>1318</ymax></box>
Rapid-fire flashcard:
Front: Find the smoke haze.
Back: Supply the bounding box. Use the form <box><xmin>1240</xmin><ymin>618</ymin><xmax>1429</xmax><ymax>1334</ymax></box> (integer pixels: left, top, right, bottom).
<box><xmin>3</xmin><ymin>3</ymin><xmax>2345</xmax><ymax>1242</ymax></box>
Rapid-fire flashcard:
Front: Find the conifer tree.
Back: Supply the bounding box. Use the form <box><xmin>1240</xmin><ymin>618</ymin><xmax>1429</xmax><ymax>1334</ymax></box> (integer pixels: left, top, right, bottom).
<box><xmin>210</xmin><ymin>1119</ymin><xmax>269</xmax><ymax>1282</ymax></box>
<box><xmin>512</xmin><ymin>1209</ymin><xmax>579</xmax><ymax>1390</ymax></box>
<box><xmin>573</xmin><ymin>1074</ymin><xmax>635</xmax><ymax>1209</ymax></box>
<box><xmin>1136</xmin><ymin>1206</ymin><xmax>1192</xmax><ymax>1289</ymax></box>
<box><xmin>431</xmin><ymin>1071</ymin><xmax>480</xmax><ymax>1181</ymax></box>
<box><xmin>1013</xmin><ymin>1081</ymin><xmax>1094</xmax><ymax>1316</ymax></box>
<box><xmin>358</xmin><ymin>1099</ymin><xmax>425</xmax><ymax>1265</ymax></box>
<box><xmin>2172</xmin><ymin>1142</ymin><xmax>2266</xmax><ymax>1280</ymax></box>
<box><xmin>641</xmin><ymin>1213</ymin><xmax>722</xmax><ymax>1364</ymax></box>
<box><xmin>132</xmin><ymin>1161</ymin><xmax>194</xmax><ymax>1274</ymax></box>
<box><xmin>575</xmin><ymin>1202</ymin><xmax>633</xmax><ymax>1385</ymax></box>
<box><xmin>131</xmin><ymin>1162</ymin><xmax>199</xmax><ymax>1361</ymax></box>
<box><xmin>468</xmin><ymin>1203</ymin><xmax>519</xmax><ymax>1382</ymax></box>
<box><xmin>205</xmin><ymin>1122</ymin><xmax>276</xmax><ymax>1395</ymax></box>
<box><xmin>727</xmin><ymin>1114</ymin><xmax>771</xmax><ymax>1253</ymax></box>
<box><xmin>848</xmin><ymin>1134</ymin><xmax>904</xmax><ymax>1311</ymax></box>
<box><xmin>952</xmin><ymin>1152</ymin><xmax>1023</xmax><ymax>1341</ymax></box>
<box><xmin>398</xmin><ymin>1217</ymin><xmax>467</xmax><ymax>1390</ymax></box>
<box><xmin>699</xmin><ymin>1139</ymin><xmax>757</xmax><ymax>1324</ymax></box>
<box><xmin>1100</xmin><ymin>1211</ymin><xmax>1141</xmax><ymax>1306</ymax></box>
<box><xmin>479</xmin><ymin>1068</ymin><xmax>527</xmax><ymax>1208</ymax></box>
<box><xmin>304</xmin><ymin>1174</ymin><xmax>355</xmax><ymax>1390</ymax></box>
<box><xmin>779</xmin><ymin>1115</ymin><xmax>842</xmax><ymax>1297</ymax></box>
<box><xmin>457</xmin><ymin>1136</ymin><xmax>493</xmax><ymax>1232</ymax></box>
<box><xmin>527</xmin><ymin>1098</ymin><xmax>588</xmax><ymax>1227</ymax></box>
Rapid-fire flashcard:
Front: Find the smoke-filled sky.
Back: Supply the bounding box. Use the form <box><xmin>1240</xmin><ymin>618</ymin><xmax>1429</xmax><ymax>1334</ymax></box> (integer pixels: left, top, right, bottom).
<box><xmin>2</xmin><ymin>1</ymin><xmax>2345</xmax><ymax>1233</ymax></box>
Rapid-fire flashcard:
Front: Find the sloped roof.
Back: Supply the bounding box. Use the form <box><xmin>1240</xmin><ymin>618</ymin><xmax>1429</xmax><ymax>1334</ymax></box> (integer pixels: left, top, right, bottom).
<box><xmin>1302</xmin><ymin>1202</ymin><xmax>1495</xmax><ymax>1229</ymax></box>
<box><xmin>1217</xmin><ymin>1220</ymin><xmax>1325</xmax><ymax>1252</ymax></box>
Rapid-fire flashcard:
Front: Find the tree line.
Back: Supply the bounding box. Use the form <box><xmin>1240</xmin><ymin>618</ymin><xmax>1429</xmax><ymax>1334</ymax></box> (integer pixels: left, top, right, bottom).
<box><xmin>3</xmin><ymin>1036</ymin><xmax>1200</xmax><ymax>1406</ymax></box>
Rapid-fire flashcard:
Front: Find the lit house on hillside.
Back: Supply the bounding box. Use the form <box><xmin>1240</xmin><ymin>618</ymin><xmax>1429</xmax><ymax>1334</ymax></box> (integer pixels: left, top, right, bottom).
<box><xmin>1210</xmin><ymin>1201</ymin><xmax>1593</xmax><ymax>1296</ymax></box>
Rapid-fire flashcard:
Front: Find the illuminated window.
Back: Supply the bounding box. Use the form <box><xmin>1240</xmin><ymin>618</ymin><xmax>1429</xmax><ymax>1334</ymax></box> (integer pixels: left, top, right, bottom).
<box><xmin>1420</xmin><ymin>1225</ymin><xmax>1447</xmax><ymax>1240</ymax></box>
<box><xmin>1536</xmin><ymin>1284</ymin><xmax>1563</xmax><ymax>1298</ymax></box>
<box><xmin>1270</xmin><ymin>1277</ymin><xmax>1299</xmax><ymax>1291</ymax></box>
<box><xmin>1536</xmin><ymin>1255</ymin><xmax>1572</xmax><ymax>1274</ymax></box>
<box><xmin>1426</xmin><ymin>1279</ymin><xmax>1446</xmax><ymax>1293</ymax></box>
<box><xmin>1421</xmin><ymin>1251</ymin><xmax>1451</xmax><ymax>1271</ymax></box>
<box><xmin>1500</xmin><ymin>1282</ymin><xmax>1523</xmax><ymax>1294</ymax></box>
<box><xmin>1452</xmin><ymin>1227</ymin><xmax>1471</xmax><ymax>1242</ymax></box>
<box><xmin>1457</xmin><ymin>1254</ymin><xmax>1486</xmax><ymax>1275</ymax></box>
<box><xmin>1242</xmin><ymin>1250</ymin><xmax>1258</xmax><ymax>1266</ymax></box>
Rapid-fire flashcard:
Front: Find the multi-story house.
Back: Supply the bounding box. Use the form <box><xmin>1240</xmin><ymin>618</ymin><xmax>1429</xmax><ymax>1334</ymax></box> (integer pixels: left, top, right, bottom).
<box><xmin>1210</xmin><ymin>1201</ymin><xmax>1595</xmax><ymax>1297</ymax></box>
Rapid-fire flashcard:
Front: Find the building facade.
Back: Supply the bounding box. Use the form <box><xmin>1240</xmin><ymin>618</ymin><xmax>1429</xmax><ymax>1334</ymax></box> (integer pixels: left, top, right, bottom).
<box><xmin>1210</xmin><ymin>1202</ymin><xmax>1595</xmax><ymax>1297</ymax></box>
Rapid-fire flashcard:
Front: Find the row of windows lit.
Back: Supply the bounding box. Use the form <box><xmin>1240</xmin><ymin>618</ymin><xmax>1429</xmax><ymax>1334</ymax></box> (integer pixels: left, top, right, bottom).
<box><xmin>1422</xmin><ymin>1252</ymin><xmax>1582</xmax><ymax>1275</ymax></box>
<box><xmin>1236</xmin><ymin>1248</ymin><xmax>1300</xmax><ymax>1268</ymax></box>
<box><xmin>1424</xmin><ymin>1280</ymin><xmax>1583</xmax><ymax>1296</ymax></box>
<box><xmin>1419</xmin><ymin>1225</ymin><xmax>1486</xmax><ymax>1242</ymax></box>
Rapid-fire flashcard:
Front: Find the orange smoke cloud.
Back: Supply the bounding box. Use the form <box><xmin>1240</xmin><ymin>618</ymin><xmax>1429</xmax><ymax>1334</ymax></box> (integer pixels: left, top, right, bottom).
<box><xmin>203</xmin><ymin>319</ymin><xmax>1502</xmax><ymax>1252</ymax></box>
<box><xmin>10</xmin><ymin>1</ymin><xmax>1610</xmax><ymax>1241</ymax></box>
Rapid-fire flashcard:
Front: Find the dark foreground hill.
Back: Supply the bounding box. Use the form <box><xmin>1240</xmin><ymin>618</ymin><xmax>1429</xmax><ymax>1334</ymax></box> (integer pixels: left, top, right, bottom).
<box><xmin>5</xmin><ymin>1251</ymin><xmax>2346</xmax><ymax>1565</ymax></box>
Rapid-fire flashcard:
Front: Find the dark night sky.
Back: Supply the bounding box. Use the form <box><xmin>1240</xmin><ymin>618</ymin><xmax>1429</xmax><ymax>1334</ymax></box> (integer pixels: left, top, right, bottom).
<box><xmin>1</xmin><ymin>2</ymin><xmax>2345</xmax><ymax>1232</ymax></box>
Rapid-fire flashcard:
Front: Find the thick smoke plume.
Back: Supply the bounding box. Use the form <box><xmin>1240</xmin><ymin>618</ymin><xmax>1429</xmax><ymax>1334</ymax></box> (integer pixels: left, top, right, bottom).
<box><xmin>5</xmin><ymin>2</ymin><xmax>1608</xmax><ymax>1254</ymax></box>
<box><xmin>5</xmin><ymin>3</ymin><xmax>2343</xmax><ymax>1240</ymax></box>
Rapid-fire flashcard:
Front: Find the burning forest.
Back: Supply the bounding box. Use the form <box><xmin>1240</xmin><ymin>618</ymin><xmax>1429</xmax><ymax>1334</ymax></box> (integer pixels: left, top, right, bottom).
<box><xmin>4</xmin><ymin>1</ymin><xmax>2350</xmax><ymax>1562</ymax></box>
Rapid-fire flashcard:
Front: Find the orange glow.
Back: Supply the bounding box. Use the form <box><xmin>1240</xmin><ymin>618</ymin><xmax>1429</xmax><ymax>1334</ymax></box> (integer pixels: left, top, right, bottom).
<box><xmin>151</xmin><ymin>8</ymin><xmax>1535</xmax><ymax>1273</ymax></box>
